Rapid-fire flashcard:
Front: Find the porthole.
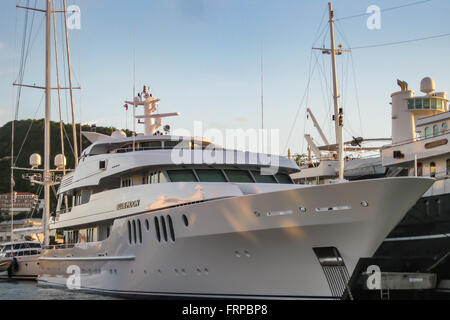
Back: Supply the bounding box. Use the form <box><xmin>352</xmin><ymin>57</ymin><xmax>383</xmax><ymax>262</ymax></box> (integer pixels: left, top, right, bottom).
<box><xmin>132</xmin><ymin>220</ymin><xmax>137</xmax><ymax>244</ymax></box>
<box><xmin>127</xmin><ymin>221</ymin><xmax>132</xmax><ymax>244</ymax></box>
<box><xmin>182</xmin><ymin>214</ymin><xmax>189</xmax><ymax>227</ymax></box>
<box><xmin>167</xmin><ymin>215</ymin><xmax>175</xmax><ymax>242</ymax></box>
<box><xmin>154</xmin><ymin>217</ymin><xmax>161</xmax><ymax>242</ymax></box>
<box><xmin>138</xmin><ymin>219</ymin><xmax>142</xmax><ymax>244</ymax></box>
<box><xmin>160</xmin><ymin>216</ymin><xmax>168</xmax><ymax>242</ymax></box>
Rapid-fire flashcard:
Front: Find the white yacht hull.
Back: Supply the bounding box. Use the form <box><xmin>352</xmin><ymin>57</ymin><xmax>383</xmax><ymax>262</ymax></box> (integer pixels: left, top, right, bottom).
<box><xmin>38</xmin><ymin>177</ymin><xmax>433</xmax><ymax>299</ymax></box>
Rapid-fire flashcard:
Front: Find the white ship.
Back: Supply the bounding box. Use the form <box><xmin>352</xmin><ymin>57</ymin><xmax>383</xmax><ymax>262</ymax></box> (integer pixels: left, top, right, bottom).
<box><xmin>11</xmin><ymin>1</ymin><xmax>433</xmax><ymax>299</ymax></box>
<box><xmin>35</xmin><ymin>82</ymin><xmax>433</xmax><ymax>298</ymax></box>
<box><xmin>0</xmin><ymin>241</ymin><xmax>42</xmax><ymax>279</ymax></box>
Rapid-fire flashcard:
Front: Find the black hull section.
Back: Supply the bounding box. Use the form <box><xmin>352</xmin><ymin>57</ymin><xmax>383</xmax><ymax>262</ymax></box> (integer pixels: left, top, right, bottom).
<box><xmin>368</xmin><ymin>192</ymin><xmax>450</xmax><ymax>291</ymax></box>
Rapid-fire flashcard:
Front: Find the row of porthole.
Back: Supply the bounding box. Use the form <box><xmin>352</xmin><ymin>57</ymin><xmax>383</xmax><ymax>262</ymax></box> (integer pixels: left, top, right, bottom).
<box><xmin>127</xmin><ymin>219</ymin><xmax>143</xmax><ymax>245</ymax></box>
<box><xmin>154</xmin><ymin>214</ymin><xmax>190</xmax><ymax>243</ymax></box>
<box><xmin>128</xmin><ymin>214</ymin><xmax>190</xmax><ymax>245</ymax></box>
<box><xmin>254</xmin><ymin>202</ymin><xmax>369</xmax><ymax>216</ymax></box>
<box><xmin>154</xmin><ymin>215</ymin><xmax>175</xmax><ymax>242</ymax></box>
<box><xmin>107</xmin><ymin>268</ymin><xmax>209</xmax><ymax>276</ymax></box>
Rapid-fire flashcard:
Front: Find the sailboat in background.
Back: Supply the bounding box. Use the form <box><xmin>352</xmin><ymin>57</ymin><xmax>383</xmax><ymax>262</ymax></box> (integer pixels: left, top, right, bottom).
<box><xmin>4</xmin><ymin>0</ymin><xmax>79</xmax><ymax>279</ymax></box>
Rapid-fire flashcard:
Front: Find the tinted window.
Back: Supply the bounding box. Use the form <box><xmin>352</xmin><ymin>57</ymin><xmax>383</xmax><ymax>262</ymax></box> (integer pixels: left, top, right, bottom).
<box><xmin>252</xmin><ymin>171</ymin><xmax>277</xmax><ymax>183</ymax></box>
<box><xmin>164</xmin><ymin>141</ymin><xmax>180</xmax><ymax>149</ymax></box>
<box><xmin>224</xmin><ymin>170</ymin><xmax>254</xmax><ymax>183</ymax></box>
<box><xmin>140</xmin><ymin>141</ymin><xmax>161</xmax><ymax>149</ymax></box>
<box><xmin>167</xmin><ymin>170</ymin><xmax>198</xmax><ymax>182</ymax></box>
<box><xmin>275</xmin><ymin>173</ymin><xmax>293</xmax><ymax>184</ymax></box>
<box><xmin>196</xmin><ymin>169</ymin><xmax>227</xmax><ymax>182</ymax></box>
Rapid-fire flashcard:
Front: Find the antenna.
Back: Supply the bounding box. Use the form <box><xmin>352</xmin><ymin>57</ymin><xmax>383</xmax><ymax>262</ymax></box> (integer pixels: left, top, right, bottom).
<box><xmin>260</xmin><ymin>40</ymin><xmax>264</xmax><ymax>131</ymax></box>
<box><xmin>312</xmin><ymin>2</ymin><xmax>351</xmax><ymax>181</ymax></box>
<box><xmin>132</xmin><ymin>30</ymin><xmax>136</xmax><ymax>151</ymax></box>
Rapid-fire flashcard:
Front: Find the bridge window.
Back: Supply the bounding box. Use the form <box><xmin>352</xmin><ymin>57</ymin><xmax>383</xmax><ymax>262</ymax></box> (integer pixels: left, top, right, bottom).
<box><xmin>430</xmin><ymin>162</ymin><xmax>436</xmax><ymax>178</ymax></box>
<box><xmin>121</xmin><ymin>177</ymin><xmax>132</xmax><ymax>188</ymax></box>
<box><xmin>139</xmin><ymin>141</ymin><xmax>161</xmax><ymax>150</ymax></box>
<box><xmin>443</xmin><ymin>122</ymin><xmax>448</xmax><ymax>133</ymax></box>
<box><xmin>417</xmin><ymin>162</ymin><xmax>423</xmax><ymax>176</ymax></box>
<box><xmin>195</xmin><ymin>169</ymin><xmax>227</xmax><ymax>182</ymax></box>
<box><xmin>224</xmin><ymin>170</ymin><xmax>254</xmax><ymax>183</ymax></box>
<box><xmin>163</xmin><ymin>140</ymin><xmax>183</xmax><ymax>149</ymax></box>
<box><xmin>433</xmin><ymin>125</ymin><xmax>439</xmax><ymax>137</ymax></box>
<box><xmin>423</xmin><ymin>99</ymin><xmax>430</xmax><ymax>109</ymax></box>
<box><xmin>275</xmin><ymin>173</ymin><xmax>294</xmax><ymax>184</ymax></box>
<box><xmin>416</xmin><ymin>99</ymin><xmax>423</xmax><ymax>109</ymax></box>
<box><xmin>167</xmin><ymin>170</ymin><xmax>198</xmax><ymax>182</ymax></box>
<box><xmin>252</xmin><ymin>170</ymin><xmax>277</xmax><ymax>183</ymax></box>
<box><xmin>425</xmin><ymin>127</ymin><xmax>431</xmax><ymax>138</ymax></box>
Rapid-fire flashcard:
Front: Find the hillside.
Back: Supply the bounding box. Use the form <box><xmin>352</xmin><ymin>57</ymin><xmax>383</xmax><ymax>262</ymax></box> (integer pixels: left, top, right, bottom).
<box><xmin>0</xmin><ymin>120</ymin><xmax>131</xmax><ymax>218</ymax></box>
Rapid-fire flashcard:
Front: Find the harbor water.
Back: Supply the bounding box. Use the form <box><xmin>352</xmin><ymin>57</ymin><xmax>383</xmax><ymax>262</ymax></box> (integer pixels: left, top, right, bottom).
<box><xmin>0</xmin><ymin>277</ymin><xmax>116</xmax><ymax>300</ymax></box>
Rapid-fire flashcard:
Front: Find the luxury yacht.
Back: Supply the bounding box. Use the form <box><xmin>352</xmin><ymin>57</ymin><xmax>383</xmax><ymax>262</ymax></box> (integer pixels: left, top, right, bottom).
<box><xmin>35</xmin><ymin>85</ymin><xmax>434</xmax><ymax>299</ymax></box>
<box><xmin>0</xmin><ymin>241</ymin><xmax>42</xmax><ymax>278</ymax></box>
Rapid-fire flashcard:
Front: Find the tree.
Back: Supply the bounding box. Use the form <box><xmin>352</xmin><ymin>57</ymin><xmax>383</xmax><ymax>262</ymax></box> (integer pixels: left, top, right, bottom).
<box><xmin>293</xmin><ymin>153</ymin><xmax>309</xmax><ymax>167</ymax></box>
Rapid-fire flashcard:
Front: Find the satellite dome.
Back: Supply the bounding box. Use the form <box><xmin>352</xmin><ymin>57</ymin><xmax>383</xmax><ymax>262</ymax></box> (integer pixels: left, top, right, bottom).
<box><xmin>111</xmin><ymin>130</ymin><xmax>127</xmax><ymax>139</ymax></box>
<box><xmin>420</xmin><ymin>77</ymin><xmax>435</xmax><ymax>94</ymax></box>
<box><xmin>54</xmin><ymin>154</ymin><xmax>66</xmax><ymax>169</ymax></box>
<box><xmin>29</xmin><ymin>153</ymin><xmax>41</xmax><ymax>168</ymax></box>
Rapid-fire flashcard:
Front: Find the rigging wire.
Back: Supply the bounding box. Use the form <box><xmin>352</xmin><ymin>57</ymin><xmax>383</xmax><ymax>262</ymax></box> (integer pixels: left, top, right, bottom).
<box><xmin>13</xmin><ymin>94</ymin><xmax>45</xmax><ymax>167</ymax></box>
<box><xmin>350</xmin><ymin>32</ymin><xmax>450</xmax><ymax>50</ymax></box>
<box><xmin>334</xmin><ymin>22</ymin><xmax>364</xmax><ymax>137</ymax></box>
<box><xmin>335</xmin><ymin>0</ymin><xmax>433</xmax><ymax>21</ymax></box>
<box><xmin>283</xmin><ymin>51</ymin><xmax>322</xmax><ymax>154</ymax></box>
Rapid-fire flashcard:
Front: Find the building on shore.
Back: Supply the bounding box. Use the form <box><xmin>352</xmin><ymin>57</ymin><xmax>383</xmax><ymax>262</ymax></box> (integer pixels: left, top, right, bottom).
<box><xmin>0</xmin><ymin>219</ymin><xmax>43</xmax><ymax>242</ymax></box>
<box><xmin>0</xmin><ymin>192</ymin><xmax>39</xmax><ymax>219</ymax></box>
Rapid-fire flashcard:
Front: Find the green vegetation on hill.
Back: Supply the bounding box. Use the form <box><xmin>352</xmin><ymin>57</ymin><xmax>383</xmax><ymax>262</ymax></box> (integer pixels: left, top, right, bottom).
<box><xmin>0</xmin><ymin>120</ymin><xmax>132</xmax><ymax>220</ymax></box>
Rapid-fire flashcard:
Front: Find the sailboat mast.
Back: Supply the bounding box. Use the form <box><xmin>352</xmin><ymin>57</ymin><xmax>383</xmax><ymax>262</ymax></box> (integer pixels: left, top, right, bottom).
<box><xmin>43</xmin><ymin>0</ymin><xmax>51</xmax><ymax>246</ymax></box>
<box><xmin>328</xmin><ymin>2</ymin><xmax>344</xmax><ymax>180</ymax></box>
<box><xmin>63</xmin><ymin>0</ymin><xmax>79</xmax><ymax>166</ymax></box>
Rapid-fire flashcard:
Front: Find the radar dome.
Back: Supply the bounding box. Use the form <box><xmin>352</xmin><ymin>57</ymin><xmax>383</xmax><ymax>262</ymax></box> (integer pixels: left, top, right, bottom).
<box><xmin>29</xmin><ymin>153</ymin><xmax>42</xmax><ymax>168</ymax></box>
<box><xmin>111</xmin><ymin>130</ymin><xmax>127</xmax><ymax>139</ymax></box>
<box><xmin>54</xmin><ymin>154</ymin><xmax>66</xmax><ymax>169</ymax></box>
<box><xmin>420</xmin><ymin>77</ymin><xmax>435</xmax><ymax>94</ymax></box>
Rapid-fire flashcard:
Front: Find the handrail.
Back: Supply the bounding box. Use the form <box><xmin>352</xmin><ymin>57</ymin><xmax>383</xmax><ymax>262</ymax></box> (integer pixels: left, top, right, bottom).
<box><xmin>383</xmin><ymin>129</ymin><xmax>449</xmax><ymax>149</ymax></box>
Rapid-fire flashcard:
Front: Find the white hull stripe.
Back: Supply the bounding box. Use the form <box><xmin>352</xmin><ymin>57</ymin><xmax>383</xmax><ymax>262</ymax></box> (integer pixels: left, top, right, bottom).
<box><xmin>385</xmin><ymin>233</ymin><xmax>450</xmax><ymax>242</ymax></box>
<box><xmin>38</xmin><ymin>279</ymin><xmax>335</xmax><ymax>300</ymax></box>
<box><xmin>39</xmin><ymin>255</ymin><xmax>135</xmax><ymax>262</ymax></box>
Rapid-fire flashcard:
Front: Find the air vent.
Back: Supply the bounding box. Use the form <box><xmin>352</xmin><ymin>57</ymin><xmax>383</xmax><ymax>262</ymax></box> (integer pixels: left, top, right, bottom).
<box><xmin>313</xmin><ymin>247</ymin><xmax>351</xmax><ymax>299</ymax></box>
<box><xmin>99</xmin><ymin>160</ymin><xmax>107</xmax><ymax>169</ymax></box>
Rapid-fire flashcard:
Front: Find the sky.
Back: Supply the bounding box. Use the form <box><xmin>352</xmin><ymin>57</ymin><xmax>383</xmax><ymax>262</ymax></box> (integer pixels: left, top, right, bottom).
<box><xmin>0</xmin><ymin>0</ymin><xmax>449</xmax><ymax>156</ymax></box>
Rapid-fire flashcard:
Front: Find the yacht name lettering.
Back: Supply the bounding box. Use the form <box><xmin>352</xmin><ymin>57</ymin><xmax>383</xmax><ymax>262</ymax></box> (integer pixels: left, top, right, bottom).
<box><xmin>116</xmin><ymin>200</ymin><xmax>140</xmax><ymax>210</ymax></box>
